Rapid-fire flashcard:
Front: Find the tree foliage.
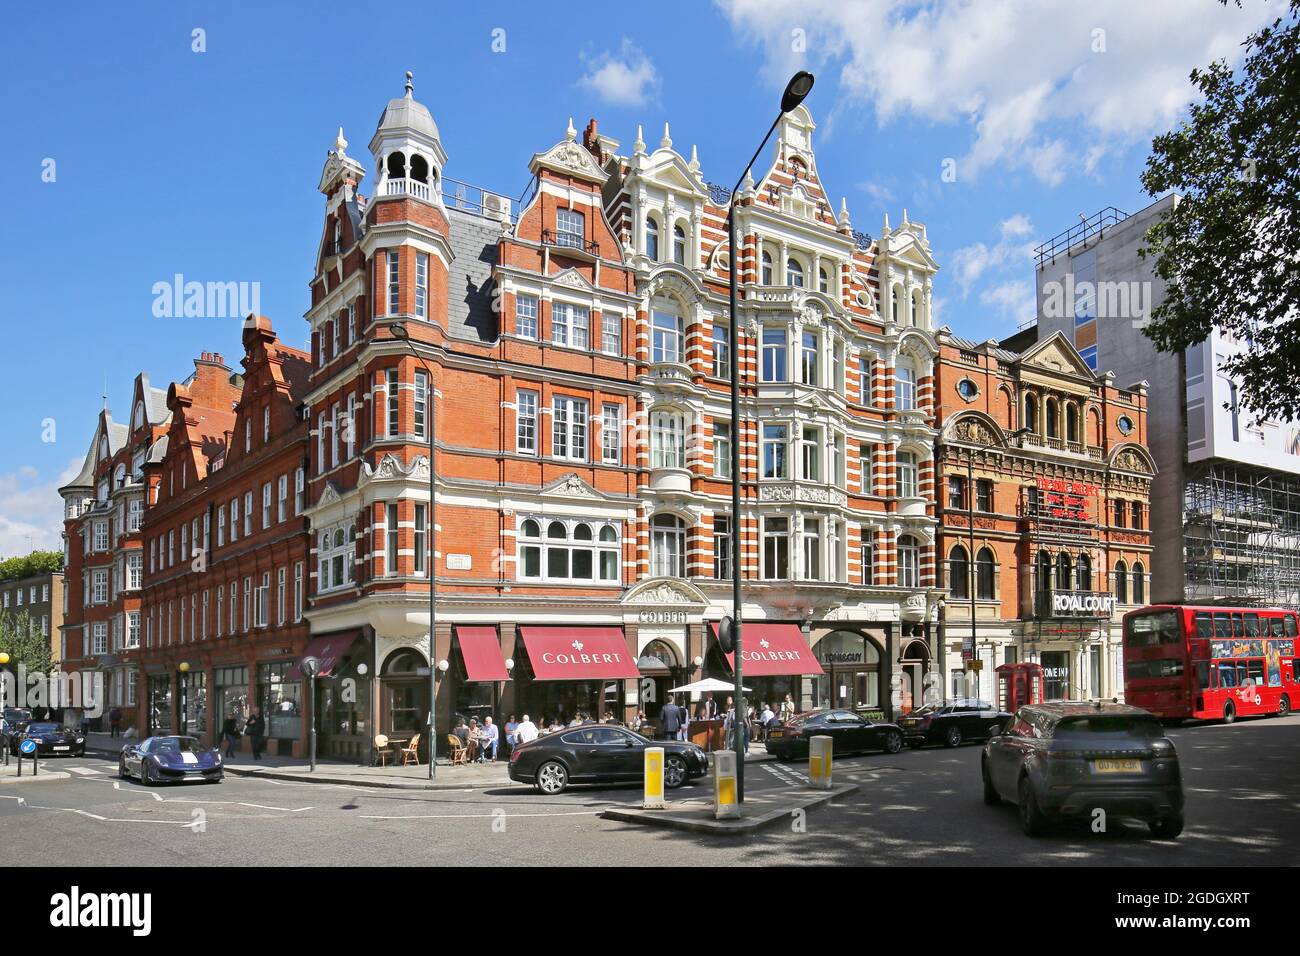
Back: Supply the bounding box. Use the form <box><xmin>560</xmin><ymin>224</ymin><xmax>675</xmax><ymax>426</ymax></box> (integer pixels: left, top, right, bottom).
<box><xmin>0</xmin><ymin>609</ymin><xmax>53</xmax><ymax>674</ymax></box>
<box><xmin>0</xmin><ymin>550</ymin><xmax>64</xmax><ymax>583</ymax></box>
<box><xmin>1140</xmin><ymin>0</ymin><xmax>1300</xmax><ymax>422</ymax></box>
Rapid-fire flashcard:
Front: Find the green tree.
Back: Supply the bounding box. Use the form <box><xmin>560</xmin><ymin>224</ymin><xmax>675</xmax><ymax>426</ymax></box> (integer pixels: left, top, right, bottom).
<box><xmin>1140</xmin><ymin>0</ymin><xmax>1300</xmax><ymax>422</ymax></box>
<box><xmin>0</xmin><ymin>550</ymin><xmax>64</xmax><ymax>583</ymax></box>
<box><xmin>0</xmin><ymin>609</ymin><xmax>53</xmax><ymax>674</ymax></box>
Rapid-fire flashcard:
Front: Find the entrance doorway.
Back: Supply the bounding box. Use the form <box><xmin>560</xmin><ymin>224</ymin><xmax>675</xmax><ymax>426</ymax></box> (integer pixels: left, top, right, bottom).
<box><xmin>898</xmin><ymin>639</ymin><xmax>930</xmax><ymax>716</ymax></box>
<box><xmin>813</xmin><ymin>630</ymin><xmax>882</xmax><ymax>712</ymax></box>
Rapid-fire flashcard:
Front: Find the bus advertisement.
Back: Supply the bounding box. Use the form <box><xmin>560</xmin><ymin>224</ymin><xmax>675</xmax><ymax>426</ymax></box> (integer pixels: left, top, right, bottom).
<box><xmin>1122</xmin><ymin>605</ymin><xmax>1299</xmax><ymax>722</ymax></box>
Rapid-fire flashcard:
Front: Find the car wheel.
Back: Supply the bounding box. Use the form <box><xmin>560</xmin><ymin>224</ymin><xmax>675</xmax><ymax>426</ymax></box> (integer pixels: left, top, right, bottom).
<box><xmin>1223</xmin><ymin>702</ymin><xmax>1236</xmax><ymax>724</ymax></box>
<box><xmin>1279</xmin><ymin>695</ymin><xmax>1291</xmax><ymax>717</ymax></box>
<box><xmin>535</xmin><ymin>760</ymin><xmax>568</xmax><ymax>795</ymax></box>
<box><xmin>141</xmin><ymin>761</ymin><xmax>154</xmax><ymax>787</ymax></box>
<box><xmin>982</xmin><ymin>758</ymin><xmax>1000</xmax><ymax>806</ymax></box>
<box><xmin>1149</xmin><ymin>812</ymin><xmax>1184</xmax><ymax>840</ymax></box>
<box><xmin>664</xmin><ymin>755</ymin><xmax>688</xmax><ymax>789</ymax></box>
<box><xmin>118</xmin><ymin>758</ymin><xmax>128</xmax><ymax>780</ymax></box>
<box><xmin>944</xmin><ymin>726</ymin><xmax>962</xmax><ymax>748</ymax></box>
<box><xmin>883</xmin><ymin>731</ymin><xmax>903</xmax><ymax>754</ymax></box>
<box><xmin>1018</xmin><ymin>775</ymin><xmax>1049</xmax><ymax>837</ymax></box>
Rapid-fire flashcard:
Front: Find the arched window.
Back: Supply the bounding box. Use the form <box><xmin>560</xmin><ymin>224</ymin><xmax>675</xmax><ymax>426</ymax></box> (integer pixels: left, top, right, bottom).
<box><xmin>1075</xmin><ymin>553</ymin><xmax>1092</xmax><ymax>591</ymax></box>
<box><xmin>891</xmin><ymin>286</ymin><xmax>901</xmax><ymax>323</ymax></box>
<box><xmin>1036</xmin><ymin>551</ymin><xmax>1052</xmax><ymax>596</ymax></box>
<box><xmin>385</xmin><ymin>151</ymin><xmax>406</xmax><ymax>180</ymax></box>
<box><xmin>1046</xmin><ymin>398</ymin><xmax>1060</xmax><ymax>439</ymax></box>
<box><xmin>651</xmin><ymin>409</ymin><xmax>686</xmax><ymax>469</ymax></box>
<box><xmin>895</xmin><ymin>362</ymin><xmax>916</xmax><ymax>411</ymax></box>
<box><xmin>948</xmin><ymin>545</ymin><xmax>970</xmax><ymax>599</ymax></box>
<box><xmin>910</xmin><ymin>291</ymin><xmax>920</xmax><ymax>327</ymax></box>
<box><xmin>1055</xmin><ymin>552</ymin><xmax>1072</xmax><ymax>591</ymax></box>
<box><xmin>819</xmin><ymin>267</ymin><xmax>830</xmax><ymax>293</ymax></box>
<box><xmin>672</xmin><ymin>224</ymin><xmax>687</xmax><ymax>265</ymax></box>
<box><xmin>761</xmin><ymin>250</ymin><xmax>773</xmax><ymax>284</ymax></box>
<box><xmin>409</xmin><ymin>154</ymin><xmax>430</xmax><ymax>184</ymax></box>
<box><xmin>1066</xmin><ymin>403</ymin><xmax>1079</xmax><ymax>444</ymax></box>
<box><xmin>1024</xmin><ymin>394</ymin><xmax>1038</xmax><ymax>433</ymax></box>
<box><xmin>521</xmin><ymin>519</ymin><xmax>540</xmax><ymax>538</ymax></box>
<box><xmin>1132</xmin><ymin>562</ymin><xmax>1146</xmax><ymax>604</ymax></box>
<box><xmin>787</xmin><ymin>258</ymin><xmax>804</xmax><ymax>287</ymax></box>
<box><xmin>1113</xmin><ymin>560</ymin><xmax>1129</xmax><ymax>603</ymax></box>
<box><xmin>645</xmin><ymin>217</ymin><xmax>660</xmax><ymax>261</ymax></box>
<box><xmin>651</xmin><ymin>514</ymin><xmax>686</xmax><ymax>578</ymax></box>
<box><xmin>518</xmin><ymin>518</ymin><xmax>619</xmax><ymax>582</ymax></box>
<box><xmin>547</xmin><ymin>521</ymin><xmax>567</xmax><ymax>540</ymax></box>
<box><xmin>898</xmin><ymin>535</ymin><xmax>920</xmax><ymax>588</ymax></box>
<box><xmin>976</xmin><ymin>547</ymin><xmax>996</xmax><ymax>600</ymax></box>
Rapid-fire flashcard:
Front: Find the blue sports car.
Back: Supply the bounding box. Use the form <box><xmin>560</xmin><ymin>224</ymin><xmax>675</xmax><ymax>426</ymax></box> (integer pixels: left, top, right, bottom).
<box><xmin>119</xmin><ymin>735</ymin><xmax>224</xmax><ymax>785</ymax></box>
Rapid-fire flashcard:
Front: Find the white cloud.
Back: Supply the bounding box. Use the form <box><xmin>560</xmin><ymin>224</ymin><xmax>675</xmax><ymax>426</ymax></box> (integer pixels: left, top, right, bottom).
<box><xmin>857</xmin><ymin>180</ymin><xmax>896</xmax><ymax>203</ymax></box>
<box><xmin>948</xmin><ymin>213</ymin><xmax>1039</xmax><ymax>295</ymax></box>
<box><xmin>0</xmin><ymin>458</ymin><xmax>80</xmax><ymax>559</ymax></box>
<box><xmin>578</xmin><ymin>39</ymin><xmax>660</xmax><ymax>108</ymax></box>
<box><xmin>716</xmin><ymin>0</ymin><xmax>1273</xmax><ymax>184</ymax></box>
<box><xmin>980</xmin><ymin>279</ymin><xmax>1036</xmax><ymax>325</ymax></box>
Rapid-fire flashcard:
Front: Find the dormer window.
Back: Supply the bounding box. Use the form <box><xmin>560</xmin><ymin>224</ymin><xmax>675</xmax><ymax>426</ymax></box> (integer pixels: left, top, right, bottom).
<box><xmin>645</xmin><ymin>216</ymin><xmax>660</xmax><ymax>261</ymax></box>
<box><xmin>672</xmin><ymin>224</ymin><xmax>687</xmax><ymax>265</ymax></box>
<box><xmin>133</xmin><ymin>403</ymin><xmax>144</xmax><ymax>430</ymax></box>
<box><xmin>556</xmin><ymin>208</ymin><xmax>585</xmax><ymax>250</ymax></box>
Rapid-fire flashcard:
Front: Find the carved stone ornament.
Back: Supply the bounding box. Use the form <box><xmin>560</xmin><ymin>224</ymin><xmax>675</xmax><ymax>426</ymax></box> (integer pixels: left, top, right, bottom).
<box><xmin>362</xmin><ymin>453</ymin><xmax>429</xmax><ymax>482</ymax></box>
<box><xmin>641</xmin><ymin>582</ymin><xmax>692</xmax><ymax>604</ymax></box>
<box><xmin>545</xmin><ymin>473</ymin><xmax>601</xmax><ymax>498</ymax></box>
<box><xmin>1114</xmin><ymin>449</ymin><xmax>1149</xmax><ymax>473</ymax></box>
<box><xmin>551</xmin><ymin>268</ymin><xmax>592</xmax><ymax>290</ymax></box>
<box><xmin>953</xmin><ymin>417</ymin><xmax>997</xmax><ymax>446</ymax></box>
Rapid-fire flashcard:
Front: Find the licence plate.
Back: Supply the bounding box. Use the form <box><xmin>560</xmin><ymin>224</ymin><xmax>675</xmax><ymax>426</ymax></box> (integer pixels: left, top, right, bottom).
<box><xmin>769</xmin><ymin>730</ymin><xmax>784</xmax><ymax>738</ymax></box>
<box><xmin>53</xmin><ymin>746</ymin><xmax>69</xmax><ymax>751</ymax></box>
<box><xmin>1092</xmin><ymin>759</ymin><xmax>1142</xmax><ymax>774</ymax></box>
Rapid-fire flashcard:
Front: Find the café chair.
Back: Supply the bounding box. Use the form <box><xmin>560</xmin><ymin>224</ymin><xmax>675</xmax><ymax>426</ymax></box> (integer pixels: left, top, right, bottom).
<box><xmin>400</xmin><ymin>733</ymin><xmax>422</xmax><ymax>766</ymax></box>
<box><xmin>446</xmin><ymin>734</ymin><xmax>468</xmax><ymax>765</ymax></box>
<box><xmin>373</xmin><ymin>734</ymin><xmax>391</xmax><ymax>767</ymax></box>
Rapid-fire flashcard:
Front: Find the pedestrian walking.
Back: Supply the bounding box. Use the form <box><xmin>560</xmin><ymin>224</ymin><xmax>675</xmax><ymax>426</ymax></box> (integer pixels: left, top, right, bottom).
<box><xmin>108</xmin><ymin>706</ymin><xmax>122</xmax><ymax>738</ymax></box>
<box><xmin>221</xmin><ymin>715</ymin><xmax>240</xmax><ymax>757</ymax></box>
<box><xmin>244</xmin><ymin>707</ymin><xmax>266</xmax><ymax>761</ymax></box>
<box><xmin>659</xmin><ymin>696</ymin><xmax>684</xmax><ymax>741</ymax></box>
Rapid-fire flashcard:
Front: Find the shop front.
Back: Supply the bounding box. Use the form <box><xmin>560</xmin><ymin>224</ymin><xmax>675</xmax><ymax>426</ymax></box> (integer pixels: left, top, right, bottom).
<box><xmin>212</xmin><ymin>665</ymin><xmax>249</xmax><ymax>747</ymax></box>
<box><xmin>1022</xmin><ymin>617</ymin><xmax>1116</xmax><ymax>700</ymax></box>
<box><xmin>705</xmin><ymin>621</ymin><xmax>824</xmax><ymax>716</ymax></box>
<box><xmin>811</xmin><ymin>629</ymin><xmax>886</xmax><ymax>717</ymax></box>
<box><xmin>513</xmin><ymin>626</ymin><xmax>638</xmax><ymax>726</ymax></box>
<box><xmin>446</xmin><ymin>625</ymin><xmax>512</xmax><ymax>734</ymax></box>
<box><xmin>146</xmin><ymin>671</ymin><xmax>172</xmax><ymax>737</ymax></box>
<box><xmin>256</xmin><ymin>660</ymin><xmax>303</xmax><ymax>756</ymax></box>
<box><xmin>288</xmin><ymin>631</ymin><xmax>372</xmax><ymax>762</ymax></box>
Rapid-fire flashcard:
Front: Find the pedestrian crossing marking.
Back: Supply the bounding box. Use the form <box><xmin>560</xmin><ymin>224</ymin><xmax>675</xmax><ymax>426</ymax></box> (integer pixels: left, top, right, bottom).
<box><xmin>68</xmin><ymin>766</ymin><xmax>103</xmax><ymax>776</ymax></box>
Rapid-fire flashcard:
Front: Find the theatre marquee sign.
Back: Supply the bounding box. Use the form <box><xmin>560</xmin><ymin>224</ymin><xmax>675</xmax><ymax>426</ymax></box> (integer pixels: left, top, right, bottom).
<box><xmin>1051</xmin><ymin>591</ymin><xmax>1115</xmax><ymax>617</ymax></box>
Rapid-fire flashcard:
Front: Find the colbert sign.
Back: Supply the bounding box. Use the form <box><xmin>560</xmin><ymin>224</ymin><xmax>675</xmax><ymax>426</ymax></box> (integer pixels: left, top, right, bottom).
<box><xmin>1051</xmin><ymin>591</ymin><xmax>1115</xmax><ymax>617</ymax></box>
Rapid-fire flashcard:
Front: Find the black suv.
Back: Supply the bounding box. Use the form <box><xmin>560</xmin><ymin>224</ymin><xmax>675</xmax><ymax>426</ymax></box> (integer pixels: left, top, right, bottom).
<box><xmin>982</xmin><ymin>702</ymin><xmax>1184</xmax><ymax>838</ymax></box>
<box><xmin>899</xmin><ymin>699</ymin><xmax>1012</xmax><ymax>748</ymax></box>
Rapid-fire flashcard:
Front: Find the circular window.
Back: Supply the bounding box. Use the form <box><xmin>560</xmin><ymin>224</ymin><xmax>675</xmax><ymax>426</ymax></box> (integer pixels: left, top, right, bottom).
<box><xmin>1117</xmin><ymin>414</ymin><xmax>1134</xmax><ymax>435</ymax></box>
<box><xmin>957</xmin><ymin>379</ymin><xmax>979</xmax><ymax>402</ymax></box>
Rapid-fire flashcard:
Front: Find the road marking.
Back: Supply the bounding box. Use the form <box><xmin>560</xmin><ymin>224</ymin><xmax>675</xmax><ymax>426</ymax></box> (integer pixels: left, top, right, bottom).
<box><xmin>68</xmin><ymin>766</ymin><xmax>103</xmax><ymax>775</ymax></box>
<box><xmin>359</xmin><ymin>809</ymin><xmax>603</xmax><ymax>820</ymax></box>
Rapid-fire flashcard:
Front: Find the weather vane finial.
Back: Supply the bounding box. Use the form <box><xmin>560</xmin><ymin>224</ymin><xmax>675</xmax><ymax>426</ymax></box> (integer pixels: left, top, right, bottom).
<box><xmin>405</xmin><ymin>71</ymin><xmax>414</xmax><ymax>97</ymax></box>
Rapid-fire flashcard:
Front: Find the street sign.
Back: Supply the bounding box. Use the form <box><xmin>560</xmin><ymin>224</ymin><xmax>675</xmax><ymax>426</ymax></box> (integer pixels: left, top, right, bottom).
<box><xmin>968</xmin><ymin>660</ymin><xmax>983</xmax><ymax>672</ymax></box>
<box><xmin>19</xmin><ymin>739</ymin><xmax>36</xmax><ymax>755</ymax></box>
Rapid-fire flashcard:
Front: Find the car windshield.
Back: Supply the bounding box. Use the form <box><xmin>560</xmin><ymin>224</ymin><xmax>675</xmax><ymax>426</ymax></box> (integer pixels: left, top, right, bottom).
<box><xmin>4</xmin><ymin>709</ymin><xmax>31</xmax><ymax>722</ymax></box>
<box><xmin>789</xmin><ymin>713</ymin><xmax>826</xmax><ymax>727</ymax></box>
<box><xmin>151</xmin><ymin>737</ymin><xmax>205</xmax><ymax>754</ymax></box>
<box><xmin>1054</xmin><ymin>715</ymin><xmax>1164</xmax><ymax>738</ymax></box>
<box><xmin>26</xmin><ymin>723</ymin><xmax>62</xmax><ymax>734</ymax></box>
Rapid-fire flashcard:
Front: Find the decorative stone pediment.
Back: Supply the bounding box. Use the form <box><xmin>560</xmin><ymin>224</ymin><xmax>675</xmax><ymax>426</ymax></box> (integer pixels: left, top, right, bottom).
<box><xmin>317</xmin><ymin>481</ymin><xmax>345</xmax><ymax>507</ymax></box>
<box><xmin>951</xmin><ymin>416</ymin><xmax>1001</xmax><ymax>447</ymax></box>
<box><xmin>551</xmin><ymin>268</ymin><xmax>594</xmax><ymax>292</ymax></box>
<box><xmin>622</xmin><ymin>577</ymin><xmax>708</xmax><ymax>606</ymax></box>
<box><xmin>1111</xmin><ymin>445</ymin><xmax>1155</xmax><ymax>475</ymax></box>
<box><xmin>530</xmin><ymin>140</ymin><xmax>609</xmax><ymax>184</ymax></box>
<box><xmin>1020</xmin><ymin>331</ymin><xmax>1094</xmax><ymax>378</ymax></box>
<box><xmin>540</xmin><ymin>472</ymin><xmax>604</xmax><ymax>499</ymax></box>
<box><xmin>360</xmin><ymin>453</ymin><xmax>429</xmax><ymax>484</ymax></box>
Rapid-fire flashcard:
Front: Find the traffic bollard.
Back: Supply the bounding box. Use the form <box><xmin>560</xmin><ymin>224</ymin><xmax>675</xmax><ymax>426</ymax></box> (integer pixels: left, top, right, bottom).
<box><xmin>713</xmin><ymin>749</ymin><xmax>740</xmax><ymax>819</ymax></box>
<box><xmin>808</xmin><ymin>734</ymin><xmax>833</xmax><ymax>789</ymax></box>
<box><xmin>643</xmin><ymin>747</ymin><xmax>665</xmax><ymax>809</ymax></box>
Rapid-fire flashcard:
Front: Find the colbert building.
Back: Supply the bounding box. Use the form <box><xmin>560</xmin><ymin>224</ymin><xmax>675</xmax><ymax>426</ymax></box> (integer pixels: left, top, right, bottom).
<box><xmin>932</xmin><ymin>329</ymin><xmax>1155</xmax><ymax>703</ymax></box>
<box><xmin>298</xmin><ymin>75</ymin><xmax>942</xmax><ymax>761</ymax></box>
<box><xmin>137</xmin><ymin>323</ymin><xmax>312</xmax><ymax>754</ymax></box>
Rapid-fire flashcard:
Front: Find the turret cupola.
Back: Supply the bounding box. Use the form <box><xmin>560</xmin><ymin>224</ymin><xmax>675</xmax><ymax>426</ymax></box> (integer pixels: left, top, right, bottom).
<box><xmin>369</xmin><ymin>71</ymin><xmax>447</xmax><ymax>205</ymax></box>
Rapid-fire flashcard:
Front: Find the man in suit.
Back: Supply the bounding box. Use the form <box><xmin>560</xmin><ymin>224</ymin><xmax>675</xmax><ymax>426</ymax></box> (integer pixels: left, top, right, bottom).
<box><xmin>659</xmin><ymin>697</ymin><xmax>684</xmax><ymax>741</ymax></box>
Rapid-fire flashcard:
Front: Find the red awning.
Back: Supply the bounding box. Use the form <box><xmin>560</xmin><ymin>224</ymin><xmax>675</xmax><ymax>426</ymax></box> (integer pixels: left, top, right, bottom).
<box><xmin>709</xmin><ymin>622</ymin><xmax>824</xmax><ymax>677</ymax></box>
<box><xmin>456</xmin><ymin>626</ymin><xmax>510</xmax><ymax>683</ymax></box>
<box><xmin>286</xmin><ymin>634</ymin><xmax>352</xmax><ymax>680</ymax></box>
<box><xmin>519</xmin><ymin>626</ymin><xmax>638</xmax><ymax>681</ymax></box>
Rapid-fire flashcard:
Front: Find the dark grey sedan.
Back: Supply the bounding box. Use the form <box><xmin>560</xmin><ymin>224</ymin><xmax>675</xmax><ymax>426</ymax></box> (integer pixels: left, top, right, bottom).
<box><xmin>508</xmin><ymin>725</ymin><xmax>709</xmax><ymax>794</ymax></box>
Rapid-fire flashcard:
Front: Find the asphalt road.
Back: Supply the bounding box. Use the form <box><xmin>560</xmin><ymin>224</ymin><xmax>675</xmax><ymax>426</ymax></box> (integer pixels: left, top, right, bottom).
<box><xmin>2</xmin><ymin>715</ymin><xmax>1297</xmax><ymax>866</ymax></box>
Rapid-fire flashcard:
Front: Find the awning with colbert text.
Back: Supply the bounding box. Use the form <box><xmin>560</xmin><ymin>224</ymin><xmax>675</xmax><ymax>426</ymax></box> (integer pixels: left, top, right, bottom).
<box><xmin>709</xmin><ymin>622</ymin><xmax>824</xmax><ymax>677</ymax></box>
<box><xmin>456</xmin><ymin>626</ymin><xmax>511</xmax><ymax>683</ymax></box>
<box><xmin>286</xmin><ymin>634</ymin><xmax>351</xmax><ymax>680</ymax></box>
<box><xmin>518</xmin><ymin>626</ymin><xmax>639</xmax><ymax>681</ymax></box>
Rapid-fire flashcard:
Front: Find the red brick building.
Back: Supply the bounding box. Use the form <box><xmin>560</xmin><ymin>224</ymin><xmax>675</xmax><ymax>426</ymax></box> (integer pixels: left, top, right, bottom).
<box><xmin>136</xmin><ymin>320</ymin><xmax>312</xmax><ymax>754</ymax></box>
<box><xmin>932</xmin><ymin>329</ymin><xmax>1155</xmax><ymax>704</ymax></box>
<box><xmin>58</xmin><ymin>374</ymin><xmax>170</xmax><ymax>730</ymax></box>
<box><xmin>296</xmin><ymin>78</ymin><xmax>945</xmax><ymax>762</ymax></box>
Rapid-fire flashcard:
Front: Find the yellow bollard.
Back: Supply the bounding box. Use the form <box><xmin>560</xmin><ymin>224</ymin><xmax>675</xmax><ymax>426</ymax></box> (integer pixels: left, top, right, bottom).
<box><xmin>808</xmin><ymin>734</ymin><xmax>833</xmax><ymax>789</ymax></box>
<box><xmin>713</xmin><ymin>749</ymin><xmax>740</xmax><ymax>819</ymax></box>
<box><xmin>644</xmin><ymin>747</ymin><xmax>666</xmax><ymax>809</ymax></box>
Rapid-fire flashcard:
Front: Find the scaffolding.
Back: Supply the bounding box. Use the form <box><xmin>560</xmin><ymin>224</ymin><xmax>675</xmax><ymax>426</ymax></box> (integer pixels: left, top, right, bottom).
<box><xmin>1183</xmin><ymin>461</ymin><xmax>1300</xmax><ymax>610</ymax></box>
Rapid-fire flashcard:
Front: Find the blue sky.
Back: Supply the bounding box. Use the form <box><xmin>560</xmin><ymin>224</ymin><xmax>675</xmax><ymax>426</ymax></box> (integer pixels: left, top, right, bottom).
<box><xmin>0</xmin><ymin>0</ymin><xmax>1276</xmax><ymax>555</ymax></box>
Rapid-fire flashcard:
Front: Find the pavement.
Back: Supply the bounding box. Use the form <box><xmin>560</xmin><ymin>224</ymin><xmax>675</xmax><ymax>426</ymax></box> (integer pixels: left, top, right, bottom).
<box><xmin>602</xmin><ymin>783</ymin><xmax>859</xmax><ymax>833</ymax></box>
<box><xmin>81</xmin><ymin>732</ymin><xmax>778</xmax><ymax>791</ymax></box>
<box><xmin>8</xmin><ymin>715</ymin><xmax>1292</xmax><ymax>866</ymax></box>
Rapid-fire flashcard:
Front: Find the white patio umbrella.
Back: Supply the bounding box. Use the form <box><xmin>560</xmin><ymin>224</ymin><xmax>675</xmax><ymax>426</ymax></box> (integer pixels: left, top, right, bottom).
<box><xmin>668</xmin><ymin>677</ymin><xmax>752</xmax><ymax>694</ymax></box>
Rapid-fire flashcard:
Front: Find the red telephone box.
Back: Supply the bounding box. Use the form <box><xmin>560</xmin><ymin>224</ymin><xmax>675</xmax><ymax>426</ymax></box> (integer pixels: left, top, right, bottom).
<box><xmin>996</xmin><ymin>662</ymin><xmax>1044</xmax><ymax>713</ymax></box>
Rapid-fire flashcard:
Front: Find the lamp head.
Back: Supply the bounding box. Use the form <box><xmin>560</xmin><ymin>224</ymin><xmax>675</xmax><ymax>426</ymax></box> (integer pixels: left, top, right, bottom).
<box><xmin>178</xmin><ymin>662</ymin><xmax>190</xmax><ymax>674</ymax></box>
<box><xmin>390</xmin><ymin>321</ymin><xmax>410</xmax><ymax>341</ymax></box>
<box><xmin>781</xmin><ymin>71</ymin><xmax>815</xmax><ymax>113</ymax></box>
<box><xmin>0</xmin><ymin>652</ymin><xmax>9</xmax><ymax>665</ymax></box>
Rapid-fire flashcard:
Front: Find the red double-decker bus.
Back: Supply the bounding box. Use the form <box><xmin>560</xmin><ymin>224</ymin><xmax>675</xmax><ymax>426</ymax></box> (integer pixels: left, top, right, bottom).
<box><xmin>1123</xmin><ymin>605</ymin><xmax>1300</xmax><ymax>721</ymax></box>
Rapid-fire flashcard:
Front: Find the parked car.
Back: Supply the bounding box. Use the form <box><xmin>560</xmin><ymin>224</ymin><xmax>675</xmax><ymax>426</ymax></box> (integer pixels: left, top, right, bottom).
<box><xmin>8</xmin><ymin>721</ymin><xmax>85</xmax><ymax>757</ymax></box>
<box><xmin>982</xmin><ymin>701</ymin><xmax>1184</xmax><ymax>838</ymax></box>
<box><xmin>764</xmin><ymin>709</ymin><xmax>904</xmax><ymax>760</ymax></box>
<box><xmin>119</xmin><ymin>736</ymin><xmax>224</xmax><ymax>785</ymax></box>
<box><xmin>899</xmin><ymin>699</ymin><xmax>1012</xmax><ymax>748</ymax></box>
<box><xmin>508</xmin><ymin>725</ymin><xmax>708</xmax><ymax>794</ymax></box>
<box><xmin>1</xmin><ymin>708</ymin><xmax>32</xmax><ymax>746</ymax></box>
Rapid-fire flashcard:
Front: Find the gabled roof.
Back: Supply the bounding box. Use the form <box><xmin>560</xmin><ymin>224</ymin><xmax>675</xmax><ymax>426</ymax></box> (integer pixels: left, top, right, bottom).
<box><xmin>59</xmin><ymin>435</ymin><xmax>97</xmax><ymax>493</ymax></box>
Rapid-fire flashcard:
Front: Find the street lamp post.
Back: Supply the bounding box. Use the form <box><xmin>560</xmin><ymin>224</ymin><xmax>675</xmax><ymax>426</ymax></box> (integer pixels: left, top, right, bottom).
<box><xmin>0</xmin><ymin>652</ymin><xmax>10</xmax><ymax>767</ymax></box>
<box><xmin>178</xmin><ymin>661</ymin><xmax>190</xmax><ymax>738</ymax></box>
<box><xmin>725</xmin><ymin>71</ymin><xmax>815</xmax><ymax>801</ymax></box>
<box><xmin>300</xmin><ymin>655</ymin><xmax>319</xmax><ymax>772</ymax></box>
<box><xmin>391</xmin><ymin>322</ymin><xmax>438</xmax><ymax>780</ymax></box>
